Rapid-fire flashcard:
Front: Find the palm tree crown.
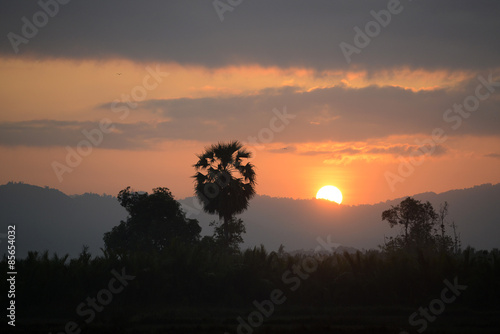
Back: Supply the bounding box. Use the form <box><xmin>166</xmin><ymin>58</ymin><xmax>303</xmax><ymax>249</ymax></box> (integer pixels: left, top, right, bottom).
<box><xmin>193</xmin><ymin>141</ymin><xmax>256</xmax><ymax>221</ymax></box>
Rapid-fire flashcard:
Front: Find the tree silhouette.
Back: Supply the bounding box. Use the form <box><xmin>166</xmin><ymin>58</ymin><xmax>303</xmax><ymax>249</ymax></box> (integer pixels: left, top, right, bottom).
<box><xmin>193</xmin><ymin>141</ymin><xmax>256</xmax><ymax>249</ymax></box>
<box><xmin>381</xmin><ymin>197</ymin><xmax>447</xmax><ymax>252</ymax></box>
<box><xmin>103</xmin><ymin>187</ymin><xmax>201</xmax><ymax>256</ymax></box>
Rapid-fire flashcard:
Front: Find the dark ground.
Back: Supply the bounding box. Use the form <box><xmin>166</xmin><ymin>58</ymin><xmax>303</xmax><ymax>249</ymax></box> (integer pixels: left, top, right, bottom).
<box><xmin>13</xmin><ymin>305</ymin><xmax>500</xmax><ymax>334</ymax></box>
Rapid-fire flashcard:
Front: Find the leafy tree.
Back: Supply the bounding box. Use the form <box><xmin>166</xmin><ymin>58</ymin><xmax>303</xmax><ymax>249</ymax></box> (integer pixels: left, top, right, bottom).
<box><xmin>103</xmin><ymin>187</ymin><xmax>201</xmax><ymax>256</ymax></box>
<box><xmin>193</xmin><ymin>141</ymin><xmax>256</xmax><ymax>248</ymax></box>
<box><xmin>381</xmin><ymin>197</ymin><xmax>453</xmax><ymax>253</ymax></box>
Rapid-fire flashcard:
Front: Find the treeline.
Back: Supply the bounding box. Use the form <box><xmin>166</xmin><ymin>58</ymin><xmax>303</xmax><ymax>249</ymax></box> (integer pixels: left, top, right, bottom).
<box><xmin>3</xmin><ymin>244</ymin><xmax>499</xmax><ymax>318</ymax></box>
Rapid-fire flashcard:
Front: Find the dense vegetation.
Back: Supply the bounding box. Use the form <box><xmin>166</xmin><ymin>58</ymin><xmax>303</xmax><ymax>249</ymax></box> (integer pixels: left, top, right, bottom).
<box><xmin>7</xmin><ymin>243</ymin><xmax>500</xmax><ymax>308</ymax></box>
<box><xmin>3</xmin><ymin>242</ymin><xmax>499</xmax><ymax>333</ymax></box>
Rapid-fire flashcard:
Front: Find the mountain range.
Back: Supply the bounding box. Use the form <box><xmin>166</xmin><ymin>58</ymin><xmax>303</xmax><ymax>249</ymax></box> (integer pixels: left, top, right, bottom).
<box><xmin>0</xmin><ymin>182</ymin><xmax>498</xmax><ymax>258</ymax></box>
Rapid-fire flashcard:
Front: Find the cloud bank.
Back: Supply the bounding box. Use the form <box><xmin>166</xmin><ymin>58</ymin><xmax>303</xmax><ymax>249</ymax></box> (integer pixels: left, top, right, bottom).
<box><xmin>1</xmin><ymin>1</ymin><xmax>500</xmax><ymax>71</ymax></box>
<box><xmin>1</xmin><ymin>75</ymin><xmax>499</xmax><ymax>149</ymax></box>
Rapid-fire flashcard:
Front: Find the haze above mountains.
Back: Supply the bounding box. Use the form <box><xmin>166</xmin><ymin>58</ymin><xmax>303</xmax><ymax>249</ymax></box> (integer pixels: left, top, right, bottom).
<box><xmin>0</xmin><ymin>182</ymin><xmax>498</xmax><ymax>258</ymax></box>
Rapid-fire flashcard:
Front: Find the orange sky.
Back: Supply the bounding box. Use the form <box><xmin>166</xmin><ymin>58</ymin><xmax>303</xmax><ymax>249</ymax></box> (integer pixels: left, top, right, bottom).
<box><xmin>1</xmin><ymin>58</ymin><xmax>499</xmax><ymax>205</ymax></box>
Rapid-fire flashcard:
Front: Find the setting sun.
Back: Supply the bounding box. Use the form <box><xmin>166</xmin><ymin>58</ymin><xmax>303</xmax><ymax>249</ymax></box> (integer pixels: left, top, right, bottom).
<box><xmin>316</xmin><ymin>185</ymin><xmax>343</xmax><ymax>204</ymax></box>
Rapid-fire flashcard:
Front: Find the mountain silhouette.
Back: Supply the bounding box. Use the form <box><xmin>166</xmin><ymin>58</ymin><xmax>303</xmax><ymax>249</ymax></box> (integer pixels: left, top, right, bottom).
<box><xmin>180</xmin><ymin>183</ymin><xmax>500</xmax><ymax>252</ymax></box>
<box><xmin>0</xmin><ymin>182</ymin><xmax>126</xmax><ymax>258</ymax></box>
<box><xmin>0</xmin><ymin>182</ymin><xmax>498</xmax><ymax>258</ymax></box>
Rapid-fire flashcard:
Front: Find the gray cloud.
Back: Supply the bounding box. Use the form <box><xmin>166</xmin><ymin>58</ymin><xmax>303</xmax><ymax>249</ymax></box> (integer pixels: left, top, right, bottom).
<box><xmin>290</xmin><ymin>143</ymin><xmax>448</xmax><ymax>165</ymax></box>
<box><xmin>267</xmin><ymin>146</ymin><xmax>298</xmax><ymax>154</ymax></box>
<box><xmin>365</xmin><ymin>144</ymin><xmax>447</xmax><ymax>157</ymax></box>
<box><xmin>137</xmin><ymin>78</ymin><xmax>500</xmax><ymax>142</ymax></box>
<box><xmin>325</xmin><ymin>143</ymin><xmax>448</xmax><ymax>163</ymax></box>
<box><xmin>2</xmin><ymin>75</ymin><xmax>499</xmax><ymax>149</ymax></box>
<box><xmin>0</xmin><ymin>120</ymin><xmax>152</xmax><ymax>150</ymax></box>
<box><xmin>1</xmin><ymin>1</ymin><xmax>499</xmax><ymax>71</ymax></box>
<box><xmin>485</xmin><ymin>153</ymin><xmax>500</xmax><ymax>159</ymax></box>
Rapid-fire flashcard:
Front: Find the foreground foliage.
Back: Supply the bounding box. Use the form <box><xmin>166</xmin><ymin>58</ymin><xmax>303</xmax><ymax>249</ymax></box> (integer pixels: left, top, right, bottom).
<box><xmin>4</xmin><ymin>244</ymin><xmax>499</xmax><ymax>314</ymax></box>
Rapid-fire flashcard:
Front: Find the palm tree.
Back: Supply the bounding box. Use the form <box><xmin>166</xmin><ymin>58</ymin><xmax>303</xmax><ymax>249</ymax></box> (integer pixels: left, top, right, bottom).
<box><xmin>193</xmin><ymin>141</ymin><xmax>256</xmax><ymax>247</ymax></box>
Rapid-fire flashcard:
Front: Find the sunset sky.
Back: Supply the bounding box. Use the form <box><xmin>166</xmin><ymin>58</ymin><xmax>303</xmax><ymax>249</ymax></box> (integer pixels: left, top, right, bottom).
<box><xmin>1</xmin><ymin>1</ymin><xmax>499</xmax><ymax>205</ymax></box>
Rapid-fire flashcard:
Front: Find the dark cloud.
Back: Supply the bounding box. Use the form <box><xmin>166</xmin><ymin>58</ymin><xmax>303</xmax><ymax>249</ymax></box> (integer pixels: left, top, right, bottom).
<box><xmin>136</xmin><ymin>78</ymin><xmax>500</xmax><ymax>142</ymax></box>
<box><xmin>298</xmin><ymin>150</ymin><xmax>334</xmax><ymax>156</ymax></box>
<box><xmin>364</xmin><ymin>144</ymin><xmax>447</xmax><ymax>157</ymax></box>
<box><xmin>2</xmin><ymin>75</ymin><xmax>499</xmax><ymax>148</ymax></box>
<box><xmin>324</xmin><ymin>143</ymin><xmax>448</xmax><ymax>164</ymax></box>
<box><xmin>293</xmin><ymin>143</ymin><xmax>448</xmax><ymax>164</ymax></box>
<box><xmin>485</xmin><ymin>153</ymin><xmax>500</xmax><ymax>159</ymax></box>
<box><xmin>267</xmin><ymin>146</ymin><xmax>297</xmax><ymax>154</ymax></box>
<box><xmin>1</xmin><ymin>1</ymin><xmax>499</xmax><ymax>71</ymax></box>
<box><xmin>0</xmin><ymin>120</ymin><xmax>151</xmax><ymax>150</ymax></box>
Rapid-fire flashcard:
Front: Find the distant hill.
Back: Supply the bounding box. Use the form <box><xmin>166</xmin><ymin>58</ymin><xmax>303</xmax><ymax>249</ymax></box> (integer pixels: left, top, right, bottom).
<box><xmin>0</xmin><ymin>182</ymin><xmax>498</xmax><ymax>258</ymax></box>
<box><xmin>179</xmin><ymin>183</ymin><xmax>500</xmax><ymax>252</ymax></box>
<box><xmin>0</xmin><ymin>182</ymin><xmax>127</xmax><ymax>258</ymax></box>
